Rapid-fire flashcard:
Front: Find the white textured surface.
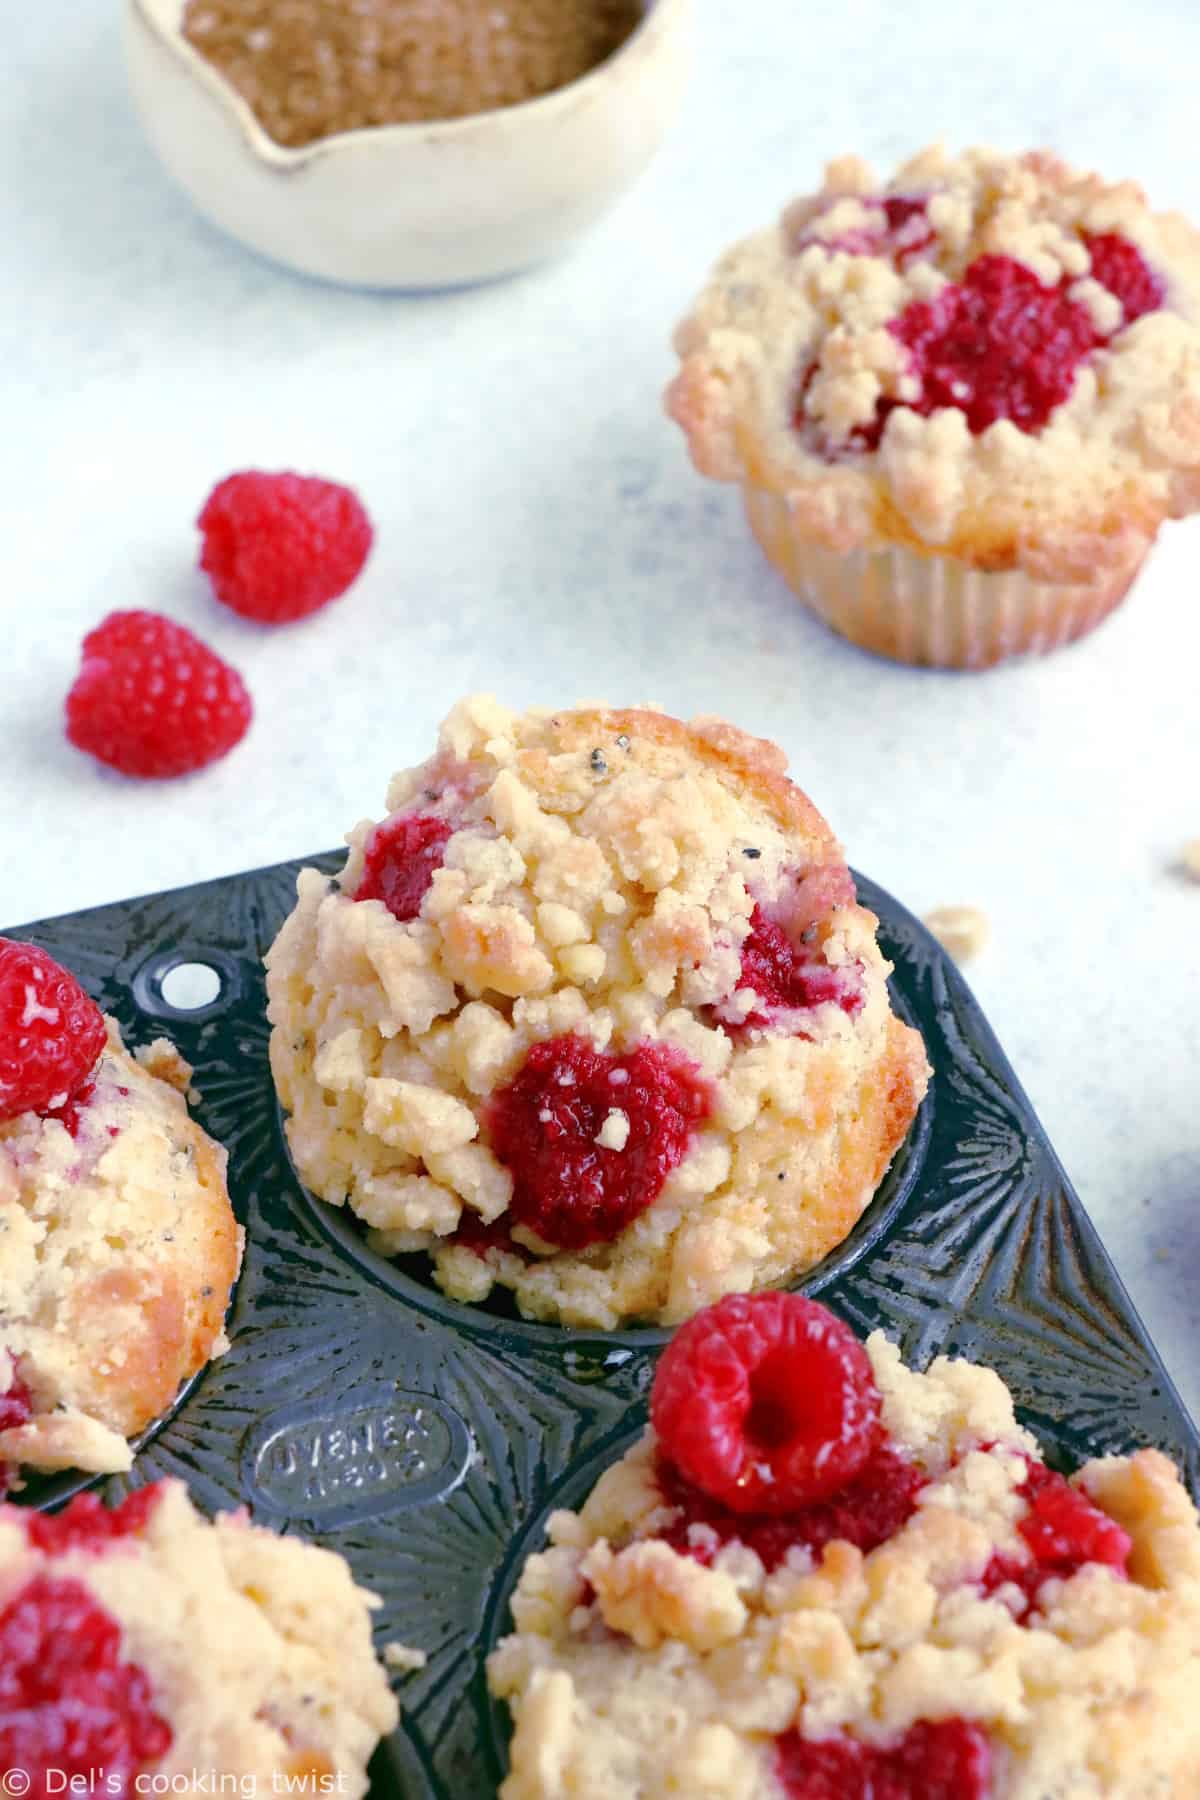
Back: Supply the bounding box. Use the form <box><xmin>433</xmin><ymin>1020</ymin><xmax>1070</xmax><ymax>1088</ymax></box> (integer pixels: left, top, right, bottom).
<box><xmin>3</xmin><ymin>2</ymin><xmax>1198</xmax><ymax>1419</ymax></box>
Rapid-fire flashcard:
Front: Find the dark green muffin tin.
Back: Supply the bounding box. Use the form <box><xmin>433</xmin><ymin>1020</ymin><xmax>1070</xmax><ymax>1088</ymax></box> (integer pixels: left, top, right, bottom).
<box><xmin>6</xmin><ymin>853</ymin><xmax>1198</xmax><ymax>1800</ymax></box>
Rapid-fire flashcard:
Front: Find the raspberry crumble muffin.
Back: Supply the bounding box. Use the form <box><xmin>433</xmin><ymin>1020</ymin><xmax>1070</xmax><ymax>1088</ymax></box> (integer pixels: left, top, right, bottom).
<box><xmin>0</xmin><ymin>1479</ymin><xmax>398</xmax><ymax>1795</ymax></box>
<box><xmin>490</xmin><ymin>1292</ymin><xmax>1200</xmax><ymax>1798</ymax></box>
<box><xmin>0</xmin><ymin>940</ymin><xmax>242</xmax><ymax>1488</ymax></box>
<box><xmin>266</xmin><ymin>696</ymin><xmax>928</xmax><ymax>1328</ymax></box>
<box><xmin>667</xmin><ymin>144</ymin><xmax>1200</xmax><ymax>667</ymax></box>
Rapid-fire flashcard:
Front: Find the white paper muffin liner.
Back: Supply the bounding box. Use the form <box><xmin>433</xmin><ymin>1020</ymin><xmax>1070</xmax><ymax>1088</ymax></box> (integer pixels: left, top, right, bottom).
<box><xmin>743</xmin><ymin>485</ymin><xmax>1144</xmax><ymax>669</ymax></box>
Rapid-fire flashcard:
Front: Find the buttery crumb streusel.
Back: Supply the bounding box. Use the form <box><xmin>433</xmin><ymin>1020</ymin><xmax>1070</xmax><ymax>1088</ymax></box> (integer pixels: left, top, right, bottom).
<box><xmin>490</xmin><ymin>1322</ymin><xmax>1200</xmax><ymax>1798</ymax></box>
<box><xmin>668</xmin><ymin>145</ymin><xmax>1200</xmax><ymax>667</ymax></box>
<box><xmin>266</xmin><ymin>697</ymin><xmax>928</xmax><ymax>1328</ymax></box>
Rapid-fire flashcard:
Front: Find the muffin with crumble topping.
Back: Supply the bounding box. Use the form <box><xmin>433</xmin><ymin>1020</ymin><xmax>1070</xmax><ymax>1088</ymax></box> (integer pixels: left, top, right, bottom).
<box><xmin>0</xmin><ymin>1478</ymin><xmax>398</xmax><ymax>1796</ymax></box>
<box><xmin>265</xmin><ymin>695</ymin><xmax>928</xmax><ymax>1329</ymax></box>
<box><xmin>0</xmin><ymin>941</ymin><xmax>241</xmax><ymax>1491</ymax></box>
<box><xmin>490</xmin><ymin>1292</ymin><xmax>1200</xmax><ymax>1798</ymax></box>
<box><xmin>667</xmin><ymin>144</ymin><xmax>1200</xmax><ymax>668</ymax></box>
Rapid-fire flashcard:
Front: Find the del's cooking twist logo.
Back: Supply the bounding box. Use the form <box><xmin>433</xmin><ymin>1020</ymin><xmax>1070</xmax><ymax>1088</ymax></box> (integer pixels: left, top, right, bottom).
<box><xmin>0</xmin><ymin>1773</ymin><xmax>350</xmax><ymax>1797</ymax></box>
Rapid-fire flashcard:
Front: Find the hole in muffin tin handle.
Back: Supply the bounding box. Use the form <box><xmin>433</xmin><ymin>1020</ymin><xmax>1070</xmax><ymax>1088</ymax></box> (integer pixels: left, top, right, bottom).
<box><xmin>133</xmin><ymin>949</ymin><xmax>242</xmax><ymax>1020</ymax></box>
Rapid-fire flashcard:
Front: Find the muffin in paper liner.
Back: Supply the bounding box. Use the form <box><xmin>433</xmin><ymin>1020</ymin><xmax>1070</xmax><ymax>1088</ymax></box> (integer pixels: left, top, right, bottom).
<box><xmin>742</xmin><ymin>486</ymin><xmax>1145</xmax><ymax>668</ymax></box>
<box><xmin>667</xmin><ymin>143</ymin><xmax>1200</xmax><ymax>669</ymax></box>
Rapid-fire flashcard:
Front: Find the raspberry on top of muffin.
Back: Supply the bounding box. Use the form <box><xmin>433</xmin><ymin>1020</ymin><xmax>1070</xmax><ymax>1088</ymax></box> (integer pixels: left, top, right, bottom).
<box><xmin>0</xmin><ymin>941</ymin><xmax>242</xmax><ymax>1489</ymax></box>
<box><xmin>266</xmin><ymin>696</ymin><xmax>928</xmax><ymax>1329</ymax></box>
<box><xmin>668</xmin><ymin>144</ymin><xmax>1200</xmax><ymax>591</ymax></box>
<box><xmin>0</xmin><ymin>1478</ymin><xmax>398</xmax><ymax>1796</ymax></box>
<box><xmin>490</xmin><ymin>1292</ymin><xmax>1200</xmax><ymax>1799</ymax></box>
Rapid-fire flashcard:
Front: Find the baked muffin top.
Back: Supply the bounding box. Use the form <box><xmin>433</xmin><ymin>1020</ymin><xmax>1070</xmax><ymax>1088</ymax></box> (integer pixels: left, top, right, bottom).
<box><xmin>491</xmin><ymin>1292</ymin><xmax>1200</xmax><ymax>1799</ymax></box>
<box><xmin>0</xmin><ymin>1477</ymin><xmax>398</xmax><ymax>1795</ymax></box>
<box><xmin>266</xmin><ymin>696</ymin><xmax>927</xmax><ymax>1328</ymax></box>
<box><xmin>0</xmin><ymin>943</ymin><xmax>244</xmax><ymax>1490</ymax></box>
<box><xmin>1</xmin><ymin>1005</ymin><xmax>241</xmax><ymax>1485</ymax></box>
<box><xmin>667</xmin><ymin>145</ymin><xmax>1200</xmax><ymax>578</ymax></box>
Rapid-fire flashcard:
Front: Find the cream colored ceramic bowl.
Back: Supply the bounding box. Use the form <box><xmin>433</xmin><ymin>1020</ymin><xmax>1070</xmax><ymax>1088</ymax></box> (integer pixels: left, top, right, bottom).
<box><xmin>123</xmin><ymin>0</ymin><xmax>691</xmax><ymax>289</ymax></box>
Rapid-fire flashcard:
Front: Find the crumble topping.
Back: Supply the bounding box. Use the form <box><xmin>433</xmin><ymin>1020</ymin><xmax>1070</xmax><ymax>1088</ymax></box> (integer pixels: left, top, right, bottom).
<box><xmin>490</xmin><ymin>1334</ymin><xmax>1200</xmax><ymax>1798</ymax></box>
<box><xmin>667</xmin><ymin>145</ymin><xmax>1200</xmax><ymax>579</ymax></box>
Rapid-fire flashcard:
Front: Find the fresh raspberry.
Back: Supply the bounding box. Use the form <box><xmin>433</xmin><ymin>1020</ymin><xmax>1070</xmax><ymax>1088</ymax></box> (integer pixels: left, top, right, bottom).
<box><xmin>775</xmin><ymin>1733</ymin><xmax>869</xmax><ymax>1800</ymax></box>
<box><xmin>657</xmin><ymin>1439</ymin><xmax>926</xmax><ymax>1571</ymax></box>
<box><xmin>881</xmin><ymin>194</ymin><xmax>937</xmax><ymax>263</ymax></box>
<box><xmin>354</xmin><ymin>814</ymin><xmax>454</xmax><ymax>922</ymax></box>
<box><xmin>980</xmin><ymin>1457</ymin><xmax>1131</xmax><ymax>1620</ymax></box>
<box><xmin>0</xmin><ymin>1574</ymin><xmax>173</xmax><ymax>1796</ymax></box>
<box><xmin>40</xmin><ymin>1075</ymin><xmax>97</xmax><ymax>1138</ymax></box>
<box><xmin>888</xmin><ymin>253</ymin><xmax>1099</xmax><ymax>435</ymax></box>
<box><xmin>1017</xmin><ymin>1460</ymin><xmax>1132</xmax><ymax>1567</ymax></box>
<box><xmin>26</xmin><ymin>1484</ymin><xmax>163</xmax><ymax>1554</ymax></box>
<box><xmin>198</xmin><ymin>470</ymin><xmax>373</xmax><ymax>624</ymax></box>
<box><xmin>0</xmin><ymin>1365</ymin><xmax>32</xmax><ymax>1435</ymax></box>
<box><xmin>650</xmin><ymin>1293</ymin><xmax>882</xmax><ymax>1515</ymax></box>
<box><xmin>0</xmin><ymin>1357</ymin><xmax>33</xmax><ymax>1497</ymax></box>
<box><xmin>1085</xmin><ymin>231</ymin><xmax>1165</xmax><ymax>324</ymax></box>
<box><xmin>715</xmin><ymin>904</ymin><xmax>864</xmax><ymax>1034</ymax></box>
<box><xmin>775</xmin><ymin>1719</ymin><xmax>991</xmax><ymax>1800</ymax></box>
<box><xmin>0</xmin><ymin>1360</ymin><xmax>31</xmax><ymax>1500</ymax></box>
<box><xmin>486</xmin><ymin>1035</ymin><xmax>713</xmax><ymax>1250</ymax></box>
<box><xmin>793</xmin><ymin>194</ymin><xmax>935</xmax><ymax>269</ymax></box>
<box><xmin>979</xmin><ymin>1552</ymin><xmax>1045</xmax><ymax>1620</ymax></box>
<box><xmin>0</xmin><ymin>940</ymin><xmax>107</xmax><ymax>1122</ymax></box>
<box><xmin>881</xmin><ymin>1719</ymin><xmax>993</xmax><ymax>1800</ymax></box>
<box><xmin>65</xmin><ymin>611</ymin><xmax>252</xmax><ymax>779</ymax></box>
<box><xmin>805</xmin><ymin>227</ymin><xmax>880</xmax><ymax>257</ymax></box>
<box><xmin>798</xmin><ymin>233</ymin><xmax>1164</xmax><ymax>455</ymax></box>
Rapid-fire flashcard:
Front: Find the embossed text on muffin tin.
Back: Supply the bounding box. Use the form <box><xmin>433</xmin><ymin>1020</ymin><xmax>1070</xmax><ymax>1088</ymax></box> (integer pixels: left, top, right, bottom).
<box><xmin>240</xmin><ymin>1382</ymin><xmax>471</xmax><ymax>1526</ymax></box>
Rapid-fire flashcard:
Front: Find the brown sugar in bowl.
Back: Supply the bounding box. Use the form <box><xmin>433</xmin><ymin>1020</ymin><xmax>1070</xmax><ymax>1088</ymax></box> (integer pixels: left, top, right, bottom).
<box><xmin>123</xmin><ymin>0</ymin><xmax>692</xmax><ymax>289</ymax></box>
<box><xmin>178</xmin><ymin>0</ymin><xmax>647</xmax><ymax>148</ymax></box>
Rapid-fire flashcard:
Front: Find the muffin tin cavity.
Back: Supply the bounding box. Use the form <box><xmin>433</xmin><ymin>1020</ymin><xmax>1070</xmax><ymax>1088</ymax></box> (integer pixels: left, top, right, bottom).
<box><xmin>5</xmin><ymin>852</ymin><xmax>1197</xmax><ymax>1800</ymax></box>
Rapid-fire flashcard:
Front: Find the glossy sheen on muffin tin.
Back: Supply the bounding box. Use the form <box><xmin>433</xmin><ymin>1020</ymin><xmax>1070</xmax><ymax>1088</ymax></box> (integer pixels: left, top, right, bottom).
<box><xmin>6</xmin><ymin>852</ymin><xmax>1198</xmax><ymax>1799</ymax></box>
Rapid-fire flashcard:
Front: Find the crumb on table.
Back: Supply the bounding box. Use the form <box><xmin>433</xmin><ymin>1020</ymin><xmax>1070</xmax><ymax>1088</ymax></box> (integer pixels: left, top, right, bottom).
<box><xmin>923</xmin><ymin>904</ymin><xmax>990</xmax><ymax>962</ymax></box>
